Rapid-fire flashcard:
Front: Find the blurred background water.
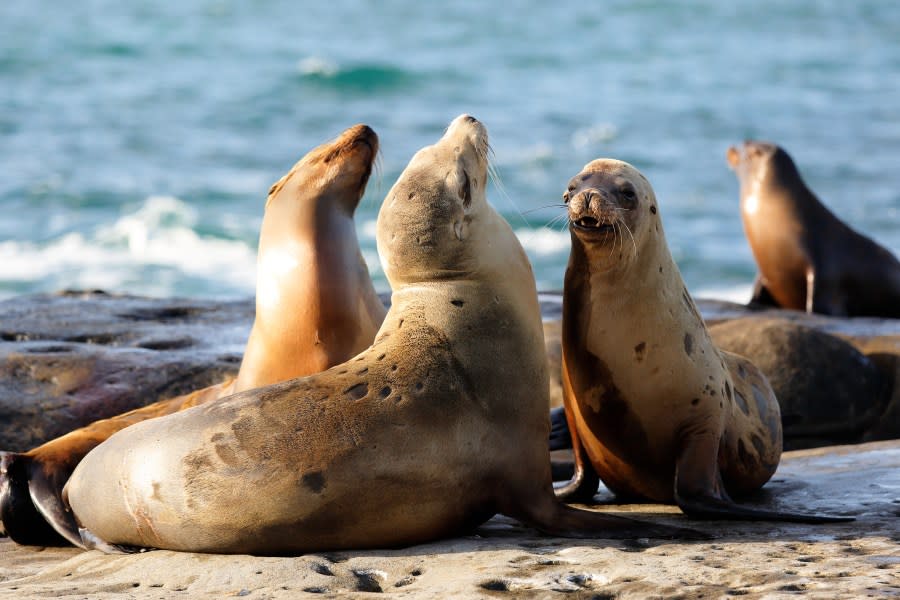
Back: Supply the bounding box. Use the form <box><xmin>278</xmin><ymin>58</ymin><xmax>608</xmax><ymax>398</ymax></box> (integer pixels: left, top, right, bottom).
<box><xmin>1</xmin><ymin>1</ymin><xmax>898</xmax><ymax>300</ymax></box>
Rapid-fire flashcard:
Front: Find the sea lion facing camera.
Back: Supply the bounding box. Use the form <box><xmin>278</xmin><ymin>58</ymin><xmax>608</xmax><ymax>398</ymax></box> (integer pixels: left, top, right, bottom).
<box><xmin>556</xmin><ymin>158</ymin><xmax>852</xmax><ymax>523</ymax></box>
<box><xmin>727</xmin><ymin>140</ymin><xmax>900</xmax><ymax>318</ymax></box>
<box><xmin>63</xmin><ymin>116</ymin><xmax>700</xmax><ymax>555</ymax></box>
<box><xmin>0</xmin><ymin>124</ymin><xmax>386</xmax><ymax>547</ymax></box>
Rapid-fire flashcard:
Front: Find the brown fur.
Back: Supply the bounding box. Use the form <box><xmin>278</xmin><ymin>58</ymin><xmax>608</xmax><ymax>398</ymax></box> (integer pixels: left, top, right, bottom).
<box><xmin>727</xmin><ymin>140</ymin><xmax>900</xmax><ymax>317</ymax></box>
<box><xmin>1</xmin><ymin>125</ymin><xmax>385</xmax><ymax>547</ymax></box>
<box><xmin>558</xmin><ymin>159</ymin><xmax>847</xmax><ymax>523</ymax></box>
<box><xmin>64</xmin><ymin>116</ymin><xmax>701</xmax><ymax>555</ymax></box>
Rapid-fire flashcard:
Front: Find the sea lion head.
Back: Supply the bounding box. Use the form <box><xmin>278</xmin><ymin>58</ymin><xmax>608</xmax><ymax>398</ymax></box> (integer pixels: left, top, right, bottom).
<box><xmin>564</xmin><ymin>158</ymin><xmax>658</xmax><ymax>270</ymax></box>
<box><xmin>266</xmin><ymin>123</ymin><xmax>378</xmax><ymax>215</ymax></box>
<box><xmin>377</xmin><ymin>114</ymin><xmax>494</xmax><ymax>287</ymax></box>
<box><xmin>726</xmin><ymin>140</ymin><xmax>803</xmax><ymax>191</ymax></box>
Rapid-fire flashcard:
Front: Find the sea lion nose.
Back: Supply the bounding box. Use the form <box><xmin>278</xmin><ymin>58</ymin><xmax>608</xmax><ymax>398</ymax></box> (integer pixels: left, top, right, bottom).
<box><xmin>726</xmin><ymin>146</ymin><xmax>740</xmax><ymax>168</ymax></box>
<box><xmin>571</xmin><ymin>189</ymin><xmax>606</xmax><ymax>215</ymax></box>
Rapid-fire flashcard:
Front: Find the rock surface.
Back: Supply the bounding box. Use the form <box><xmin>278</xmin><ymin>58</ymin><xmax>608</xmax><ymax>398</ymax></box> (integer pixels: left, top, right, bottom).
<box><xmin>0</xmin><ymin>291</ymin><xmax>252</xmax><ymax>451</ymax></box>
<box><xmin>1</xmin><ymin>440</ymin><xmax>898</xmax><ymax>599</ymax></box>
<box><xmin>2</xmin><ymin>292</ymin><xmax>900</xmax><ymax>451</ymax></box>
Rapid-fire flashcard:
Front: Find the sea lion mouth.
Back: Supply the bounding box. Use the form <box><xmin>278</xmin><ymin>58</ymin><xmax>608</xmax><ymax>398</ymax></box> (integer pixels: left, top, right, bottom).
<box><xmin>572</xmin><ymin>217</ymin><xmax>614</xmax><ymax>233</ymax></box>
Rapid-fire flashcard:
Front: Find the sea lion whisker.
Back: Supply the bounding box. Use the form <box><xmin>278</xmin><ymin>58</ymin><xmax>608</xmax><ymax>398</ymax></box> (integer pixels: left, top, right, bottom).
<box><xmin>522</xmin><ymin>203</ymin><xmax>567</xmax><ymax>216</ymax></box>
<box><xmin>488</xmin><ymin>161</ymin><xmax>531</xmax><ymax>228</ymax></box>
<box><xmin>618</xmin><ymin>215</ymin><xmax>638</xmax><ymax>259</ymax></box>
<box><xmin>546</xmin><ymin>213</ymin><xmax>570</xmax><ymax>231</ymax></box>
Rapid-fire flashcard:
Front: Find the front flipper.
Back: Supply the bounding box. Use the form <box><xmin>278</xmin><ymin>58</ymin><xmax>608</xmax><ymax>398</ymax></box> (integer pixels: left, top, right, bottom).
<box><xmin>749</xmin><ymin>274</ymin><xmax>779</xmax><ymax>308</ymax></box>
<box><xmin>0</xmin><ymin>452</ymin><xmax>68</xmax><ymax>546</ymax></box>
<box><xmin>553</xmin><ymin>407</ymin><xmax>600</xmax><ymax>503</ymax></box>
<box><xmin>675</xmin><ymin>432</ymin><xmax>854</xmax><ymax>524</ymax></box>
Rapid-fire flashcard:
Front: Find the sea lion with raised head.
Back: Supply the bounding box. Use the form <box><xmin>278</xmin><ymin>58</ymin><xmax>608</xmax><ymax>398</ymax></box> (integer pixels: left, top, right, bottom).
<box><xmin>727</xmin><ymin>140</ymin><xmax>900</xmax><ymax>317</ymax></box>
<box><xmin>556</xmin><ymin>158</ymin><xmax>851</xmax><ymax>523</ymax></box>
<box><xmin>0</xmin><ymin>124</ymin><xmax>386</xmax><ymax>547</ymax></box>
<box><xmin>63</xmin><ymin>115</ymin><xmax>700</xmax><ymax>555</ymax></box>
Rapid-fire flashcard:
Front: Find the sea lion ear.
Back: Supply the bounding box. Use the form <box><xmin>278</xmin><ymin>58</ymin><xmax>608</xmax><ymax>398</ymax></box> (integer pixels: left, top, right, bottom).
<box><xmin>265</xmin><ymin>174</ymin><xmax>290</xmax><ymax>209</ymax></box>
<box><xmin>459</xmin><ymin>169</ymin><xmax>472</xmax><ymax>209</ymax></box>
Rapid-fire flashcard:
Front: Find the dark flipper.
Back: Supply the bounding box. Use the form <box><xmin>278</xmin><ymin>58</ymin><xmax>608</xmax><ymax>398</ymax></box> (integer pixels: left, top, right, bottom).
<box><xmin>552</xmin><ymin>410</ymin><xmax>600</xmax><ymax>503</ymax></box>
<box><xmin>676</xmin><ymin>491</ymin><xmax>854</xmax><ymax>524</ymax></box>
<box><xmin>748</xmin><ymin>274</ymin><xmax>779</xmax><ymax>308</ymax></box>
<box><xmin>0</xmin><ymin>452</ymin><xmax>68</xmax><ymax>546</ymax></box>
<box><xmin>548</xmin><ymin>406</ymin><xmax>573</xmax><ymax>451</ymax></box>
<box><xmin>505</xmin><ymin>486</ymin><xmax>711</xmax><ymax>541</ymax></box>
<box><xmin>28</xmin><ymin>461</ymin><xmax>86</xmax><ymax>548</ymax></box>
<box><xmin>675</xmin><ymin>433</ymin><xmax>854</xmax><ymax>524</ymax></box>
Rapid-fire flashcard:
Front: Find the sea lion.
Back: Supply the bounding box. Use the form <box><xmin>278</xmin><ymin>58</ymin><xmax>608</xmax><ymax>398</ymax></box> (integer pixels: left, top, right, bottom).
<box><xmin>556</xmin><ymin>158</ymin><xmax>851</xmax><ymax>523</ymax></box>
<box><xmin>63</xmin><ymin>115</ymin><xmax>701</xmax><ymax>555</ymax></box>
<box><xmin>727</xmin><ymin>140</ymin><xmax>900</xmax><ymax>317</ymax></box>
<box><xmin>0</xmin><ymin>124</ymin><xmax>386</xmax><ymax>547</ymax></box>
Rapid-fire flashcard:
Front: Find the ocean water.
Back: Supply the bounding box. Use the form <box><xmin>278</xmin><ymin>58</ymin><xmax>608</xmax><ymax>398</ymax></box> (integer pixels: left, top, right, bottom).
<box><xmin>2</xmin><ymin>1</ymin><xmax>899</xmax><ymax>301</ymax></box>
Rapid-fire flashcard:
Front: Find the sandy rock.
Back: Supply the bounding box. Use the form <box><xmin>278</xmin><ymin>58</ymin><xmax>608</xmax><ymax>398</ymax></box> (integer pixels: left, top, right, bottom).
<box><xmin>1</xmin><ymin>440</ymin><xmax>897</xmax><ymax>599</ymax></box>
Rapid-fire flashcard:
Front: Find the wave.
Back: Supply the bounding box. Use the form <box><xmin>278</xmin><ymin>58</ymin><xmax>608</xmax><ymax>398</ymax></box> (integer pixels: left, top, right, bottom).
<box><xmin>514</xmin><ymin>227</ymin><xmax>570</xmax><ymax>257</ymax></box>
<box><xmin>0</xmin><ymin>196</ymin><xmax>257</xmax><ymax>299</ymax></box>
<box><xmin>570</xmin><ymin>123</ymin><xmax>618</xmax><ymax>149</ymax></box>
<box><xmin>296</xmin><ymin>56</ymin><xmax>416</xmax><ymax>92</ymax></box>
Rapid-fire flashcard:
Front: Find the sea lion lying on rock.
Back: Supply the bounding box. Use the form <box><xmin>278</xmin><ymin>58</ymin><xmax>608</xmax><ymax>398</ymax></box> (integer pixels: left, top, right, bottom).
<box><xmin>62</xmin><ymin>115</ymin><xmax>701</xmax><ymax>555</ymax></box>
<box><xmin>0</xmin><ymin>124</ymin><xmax>386</xmax><ymax>547</ymax></box>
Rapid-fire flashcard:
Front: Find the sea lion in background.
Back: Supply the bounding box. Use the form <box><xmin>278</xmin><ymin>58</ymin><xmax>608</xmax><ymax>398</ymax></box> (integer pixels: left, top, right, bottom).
<box><xmin>0</xmin><ymin>124</ymin><xmax>386</xmax><ymax>547</ymax></box>
<box><xmin>727</xmin><ymin>140</ymin><xmax>900</xmax><ymax>317</ymax></box>
<box><xmin>556</xmin><ymin>158</ymin><xmax>851</xmax><ymax>523</ymax></box>
<box><xmin>63</xmin><ymin>115</ymin><xmax>701</xmax><ymax>555</ymax></box>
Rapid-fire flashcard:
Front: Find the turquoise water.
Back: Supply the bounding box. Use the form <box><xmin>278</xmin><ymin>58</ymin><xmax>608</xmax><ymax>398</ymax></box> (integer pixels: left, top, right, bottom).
<box><xmin>2</xmin><ymin>1</ymin><xmax>899</xmax><ymax>300</ymax></box>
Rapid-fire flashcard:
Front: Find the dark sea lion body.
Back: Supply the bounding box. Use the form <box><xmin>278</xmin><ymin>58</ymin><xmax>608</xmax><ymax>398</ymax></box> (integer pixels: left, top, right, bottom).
<box><xmin>727</xmin><ymin>140</ymin><xmax>900</xmax><ymax>318</ymax></box>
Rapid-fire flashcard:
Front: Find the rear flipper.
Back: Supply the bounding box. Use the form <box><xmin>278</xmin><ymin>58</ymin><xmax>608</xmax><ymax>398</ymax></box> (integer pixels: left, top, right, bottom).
<box><xmin>676</xmin><ymin>491</ymin><xmax>854</xmax><ymax>524</ymax></box>
<box><xmin>548</xmin><ymin>407</ymin><xmax>573</xmax><ymax>451</ymax></box>
<box><xmin>675</xmin><ymin>433</ymin><xmax>855</xmax><ymax>524</ymax></box>
<box><xmin>28</xmin><ymin>460</ymin><xmax>88</xmax><ymax>547</ymax></box>
<box><xmin>79</xmin><ymin>528</ymin><xmax>147</xmax><ymax>554</ymax></box>
<box><xmin>506</xmin><ymin>489</ymin><xmax>711</xmax><ymax>541</ymax></box>
<box><xmin>0</xmin><ymin>452</ymin><xmax>69</xmax><ymax>546</ymax></box>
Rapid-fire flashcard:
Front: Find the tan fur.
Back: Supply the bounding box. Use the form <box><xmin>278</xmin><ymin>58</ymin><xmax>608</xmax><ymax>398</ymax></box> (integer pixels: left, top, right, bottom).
<box><xmin>561</xmin><ymin>159</ymin><xmax>781</xmax><ymax>505</ymax></box>
<box><xmin>5</xmin><ymin>125</ymin><xmax>384</xmax><ymax>548</ymax></box>
<box><xmin>64</xmin><ymin>117</ymin><xmax>696</xmax><ymax>555</ymax></box>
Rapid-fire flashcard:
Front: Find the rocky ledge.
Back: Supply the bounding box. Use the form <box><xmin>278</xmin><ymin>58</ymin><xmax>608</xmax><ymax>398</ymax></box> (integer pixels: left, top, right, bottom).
<box><xmin>2</xmin><ymin>291</ymin><xmax>898</xmax><ymax>451</ymax></box>
<box><xmin>0</xmin><ymin>291</ymin><xmax>899</xmax><ymax>598</ymax></box>
<box><xmin>0</xmin><ymin>440</ymin><xmax>898</xmax><ymax>598</ymax></box>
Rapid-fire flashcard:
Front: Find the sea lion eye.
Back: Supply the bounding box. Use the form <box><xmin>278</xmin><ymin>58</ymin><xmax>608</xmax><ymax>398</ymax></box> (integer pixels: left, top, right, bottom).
<box><xmin>459</xmin><ymin>170</ymin><xmax>472</xmax><ymax>208</ymax></box>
